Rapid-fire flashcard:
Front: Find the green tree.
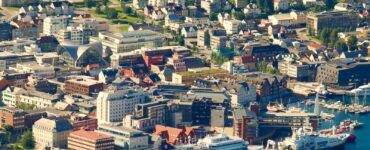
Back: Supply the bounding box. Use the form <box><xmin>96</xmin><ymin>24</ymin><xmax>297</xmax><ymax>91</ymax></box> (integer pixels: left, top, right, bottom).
<box><xmin>185</xmin><ymin>0</ymin><xmax>195</xmax><ymax>6</ymax></box>
<box><xmin>324</xmin><ymin>0</ymin><xmax>337</xmax><ymax>10</ymax></box>
<box><xmin>334</xmin><ymin>41</ymin><xmax>348</xmax><ymax>53</ymax></box>
<box><xmin>84</xmin><ymin>0</ymin><xmax>95</xmax><ymax>8</ymax></box>
<box><xmin>102</xmin><ymin>0</ymin><xmax>109</xmax><ymax>6</ymax></box>
<box><xmin>209</xmin><ymin>13</ymin><xmax>218</xmax><ymax>21</ymax></box>
<box><xmin>319</xmin><ymin>28</ymin><xmax>330</xmax><ymax>46</ymax></box>
<box><xmin>347</xmin><ymin>35</ymin><xmax>358</xmax><ymax>51</ymax></box>
<box><xmin>19</xmin><ymin>131</ymin><xmax>34</xmax><ymax>149</ymax></box>
<box><xmin>232</xmin><ymin>10</ymin><xmax>245</xmax><ymax>20</ymax></box>
<box><xmin>329</xmin><ymin>29</ymin><xmax>339</xmax><ymax>47</ymax></box>
<box><xmin>95</xmin><ymin>4</ymin><xmax>102</xmax><ymax>14</ymax></box>
<box><xmin>178</xmin><ymin>35</ymin><xmax>185</xmax><ymax>46</ymax></box>
<box><xmin>105</xmin><ymin>8</ymin><xmax>118</xmax><ymax>19</ymax></box>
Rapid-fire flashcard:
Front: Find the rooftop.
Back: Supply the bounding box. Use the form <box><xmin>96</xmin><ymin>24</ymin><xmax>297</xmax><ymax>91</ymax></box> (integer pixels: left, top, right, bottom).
<box><xmin>70</xmin><ymin>130</ymin><xmax>113</xmax><ymax>142</ymax></box>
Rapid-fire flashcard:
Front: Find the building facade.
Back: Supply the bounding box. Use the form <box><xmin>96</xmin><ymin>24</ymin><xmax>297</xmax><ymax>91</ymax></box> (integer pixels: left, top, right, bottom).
<box><xmin>33</xmin><ymin>117</ymin><xmax>73</xmax><ymax>149</ymax></box>
<box><xmin>96</xmin><ymin>87</ymin><xmax>150</xmax><ymax>124</ymax></box>
<box><xmin>68</xmin><ymin>129</ymin><xmax>114</xmax><ymax>150</ymax></box>
<box><xmin>90</xmin><ymin>30</ymin><xmax>165</xmax><ymax>54</ymax></box>
<box><xmin>307</xmin><ymin>11</ymin><xmax>359</xmax><ymax>35</ymax></box>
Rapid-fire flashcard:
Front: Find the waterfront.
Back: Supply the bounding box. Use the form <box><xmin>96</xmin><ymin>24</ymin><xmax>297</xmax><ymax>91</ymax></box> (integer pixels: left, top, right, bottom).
<box><xmin>292</xmin><ymin>95</ymin><xmax>370</xmax><ymax>150</ymax></box>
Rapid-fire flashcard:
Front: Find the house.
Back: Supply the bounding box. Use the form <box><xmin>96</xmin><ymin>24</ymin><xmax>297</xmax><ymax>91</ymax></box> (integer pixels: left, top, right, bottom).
<box><xmin>154</xmin><ymin>125</ymin><xmax>197</xmax><ymax>145</ymax></box>
<box><xmin>11</xmin><ymin>19</ymin><xmax>38</xmax><ymax>39</ymax></box>
<box><xmin>181</xmin><ymin>26</ymin><xmax>198</xmax><ymax>38</ymax></box>
<box><xmin>98</xmin><ymin>68</ymin><xmax>118</xmax><ymax>84</ymax></box>
<box><xmin>244</xmin><ymin>3</ymin><xmax>261</xmax><ymax>17</ymax></box>
<box><xmin>273</xmin><ymin>0</ymin><xmax>289</xmax><ymax>11</ymax></box>
<box><xmin>133</xmin><ymin>0</ymin><xmax>148</xmax><ymax>9</ymax></box>
<box><xmin>245</xmin><ymin>73</ymin><xmax>290</xmax><ymax>107</ymax></box>
<box><xmin>144</xmin><ymin>6</ymin><xmax>165</xmax><ymax>20</ymax></box>
<box><xmin>128</xmin><ymin>23</ymin><xmax>162</xmax><ymax>32</ymax></box>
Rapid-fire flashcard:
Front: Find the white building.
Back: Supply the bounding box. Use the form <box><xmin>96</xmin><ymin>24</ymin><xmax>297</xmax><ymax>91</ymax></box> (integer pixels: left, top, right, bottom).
<box><xmin>268</xmin><ymin>11</ymin><xmax>306</xmax><ymax>26</ymax></box>
<box><xmin>2</xmin><ymin>86</ymin><xmax>58</xmax><ymax>108</ymax></box>
<box><xmin>90</xmin><ymin>30</ymin><xmax>165</xmax><ymax>54</ymax></box>
<box><xmin>223</xmin><ymin>20</ymin><xmax>241</xmax><ymax>35</ymax></box>
<box><xmin>33</xmin><ymin>117</ymin><xmax>72</xmax><ymax>149</ymax></box>
<box><xmin>97</xmin><ymin>124</ymin><xmax>149</xmax><ymax>150</ymax></box>
<box><xmin>43</xmin><ymin>15</ymin><xmax>69</xmax><ymax>36</ymax></box>
<box><xmin>96</xmin><ymin>87</ymin><xmax>149</xmax><ymax>124</ymax></box>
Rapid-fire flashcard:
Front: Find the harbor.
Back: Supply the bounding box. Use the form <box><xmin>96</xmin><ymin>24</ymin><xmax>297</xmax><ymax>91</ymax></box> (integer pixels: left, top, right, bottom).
<box><xmin>283</xmin><ymin>95</ymin><xmax>370</xmax><ymax>150</ymax></box>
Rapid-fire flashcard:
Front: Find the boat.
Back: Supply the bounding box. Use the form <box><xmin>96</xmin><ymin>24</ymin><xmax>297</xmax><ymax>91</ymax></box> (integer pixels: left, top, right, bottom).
<box><xmin>347</xmin><ymin>83</ymin><xmax>370</xmax><ymax>96</ymax></box>
<box><xmin>320</xmin><ymin>112</ymin><xmax>335</xmax><ymax>120</ymax></box>
<box><xmin>278</xmin><ymin>127</ymin><xmax>350</xmax><ymax>150</ymax></box>
<box><xmin>322</xmin><ymin>101</ymin><xmax>346</xmax><ymax>111</ymax></box>
<box><xmin>267</xmin><ymin>102</ymin><xmax>286</xmax><ymax>112</ymax></box>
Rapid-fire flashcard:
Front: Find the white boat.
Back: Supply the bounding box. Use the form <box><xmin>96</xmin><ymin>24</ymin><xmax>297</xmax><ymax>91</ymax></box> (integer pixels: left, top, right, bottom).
<box><xmin>320</xmin><ymin>112</ymin><xmax>335</xmax><ymax>120</ymax></box>
<box><xmin>267</xmin><ymin>102</ymin><xmax>286</xmax><ymax>112</ymax></box>
<box><xmin>278</xmin><ymin>127</ymin><xmax>350</xmax><ymax>150</ymax></box>
<box><xmin>348</xmin><ymin>83</ymin><xmax>370</xmax><ymax>96</ymax></box>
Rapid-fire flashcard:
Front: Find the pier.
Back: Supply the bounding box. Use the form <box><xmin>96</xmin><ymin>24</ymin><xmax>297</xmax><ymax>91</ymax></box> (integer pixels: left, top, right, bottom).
<box><xmin>259</xmin><ymin>111</ymin><xmax>319</xmax><ymax>129</ymax></box>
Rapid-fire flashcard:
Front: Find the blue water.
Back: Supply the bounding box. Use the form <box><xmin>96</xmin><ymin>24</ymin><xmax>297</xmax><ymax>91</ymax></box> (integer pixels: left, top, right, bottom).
<box><xmin>290</xmin><ymin>96</ymin><xmax>370</xmax><ymax>150</ymax></box>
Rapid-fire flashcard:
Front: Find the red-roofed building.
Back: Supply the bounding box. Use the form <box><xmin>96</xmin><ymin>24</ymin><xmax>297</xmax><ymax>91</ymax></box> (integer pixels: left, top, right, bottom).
<box><xmin>153</xmin><ymin>125</ymin><xmax>197</xmax><ymax>145</ymax></box>
<box><xmin>68</xmin><ymin>129</ymin><xmax>114</xmax><ymax>150</ymax></box>
<box><xmin>70</xmin><ymin>114</ymin><xmax>98</xmax><ymax>131</ymax></box>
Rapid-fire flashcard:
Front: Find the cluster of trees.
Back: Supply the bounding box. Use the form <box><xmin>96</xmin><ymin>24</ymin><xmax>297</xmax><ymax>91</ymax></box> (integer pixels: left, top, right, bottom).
<box><xmin>0</xmin><ymin>125</ymin><xmax>34</xmax><ymax>150</ymax></box>
<box><xmin>211</xmin><ymin>52</ymin><xmax>229</xmax><ymax>65</ymax></box>
<box><xmin>256</xmin><ymin>61</ymin><xmax>278</xmax><ymax>74</ymax></box>
<box><xmin>316</xmin><ymin>28</ymin><xmax>358</xmax><ymax>52</ymax></box>
<box><xmin>15</xmin><ymin>102</ymin><xmax>35</xmax><ymax>110</ymax></box>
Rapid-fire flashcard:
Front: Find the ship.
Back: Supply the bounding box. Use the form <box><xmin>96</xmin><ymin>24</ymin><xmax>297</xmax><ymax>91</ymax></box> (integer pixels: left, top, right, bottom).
<box><xmin>278</xmin><ymin>127</ymin><xmax>350</xmax><ymax>150</ymax></box>
<box><xmin>267</xmin><ymin>102</ymin><xmax>286</xmax><ymax>112</ymax></box>
<box><xmin>347</xmin><ymin>83</ymin><xmax>370</xmax><ymax>96</ymax></box>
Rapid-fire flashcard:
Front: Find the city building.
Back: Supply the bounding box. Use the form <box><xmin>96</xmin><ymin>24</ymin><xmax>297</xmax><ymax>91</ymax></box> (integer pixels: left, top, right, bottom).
<box><xmin>64</xmin><ymin>76</ymin><xmax>104</xmax><ymax>96</ymax></box>
<box><xmin>232</xmin><ymin>107</ymin><xmax>258</xmax><ymax>144</ymax></box>
<box><xmin>133</xmin><ymin>0</ymin><xmax>148</xmax><ymax>9</ymax></box>
<box><xmin>97</xmin><ymin>124</ymin><xmax>149</xmax><ymax>149</ymax></box>
<box><xmin>172</xmin><ymin>68</ymin><xmax>229</xmax><ymax>85</ymax></box>
<box><xmin>278</xmin><ymin>59</ymin><xmax>317</xmax><ymax>81</ymax></box>
<box><xmin>57</xmin><ymin>42</ymin><xmax>104</xmax><ymax>67</ymax></box>
<box><xmin>229</xmin><ymin>82</ymin><xmax>257</xmax><ymax>107</ymax></box>
<box><xmin>245</xmin><ymin>73</ymin><xmax>290</xmax><ymax>106</ymax></box>
<box><xmin>10</xmin><ymin>19</ymin><xmax>38</xmax><ymax>39</ymax></box>
<box><xmin>10</xmin><ymin>62</ymin><xmax>55</xmax><ymax>79</ymax></box>
<box><xmin>0</xmin><ymin>107</ymin><xmax>26</xmax><ymax>130</ymax></box>
<box><xmin>43</xmin><ymin>15</ymin><xmax>69</xmax><ymax>36</ymax></box>
<box><xmin>210</xmin><ymin>106</ymin><xmax>226</xmax><ymax>127</ymax></box>
<box><xmin>243</xmin><ymin>43</ymin><xmax>289</xmax><ymax>62</ymax></box>
<box><xmin>268</xmin><ymin>11</ymin><xmax>306</xmax><ymax>27</ymax></box>
<box><xmin>70</xmin><ymin>114</ymin><xmax>98</xmax><ymax>131</ymax></box>
<box><xmin>96</xmin><ymin>86</ymin><xmax>149</xmax><ymax>124</ymax></box>
<box><xmin>200</xmin><ymin>0</ymin><xmax>221</xmax><ymax>14</ymax></box>
<box><xmin>153</xmin><ymin>125</ymin><xmax>197</xmax><ymax>145</ymax></box>
<box><xmin>68</xmin><ymin>129</ymin><xmax>114</xmax><ymax>150</ymax></box>
<box><xmin>307</xmin><ymin>11</ymin><xmax>359</xmax><ymax>35</ymax></box>
<box><xmin>3</xmin><ymin>87</ymin><xmax>59</xmax><ymax>108</ymax></box>
<box><xmin>316</xmin><ymin>59</ymin><xmax>370</xmax><ymax>86</ymax></box>
<box><xmin>33</xmin><ymin>117</ymin><xmax>73</xmax><ymax>149</ymax></box>
<box><xmin>90</xmin><ymin>30</ymin><xmax>165</xmax><ymax>54</ymax></box>
<box><xmin>123</xmin><ymin>100</ymin><xmax>168</xmax><ymax>131</ymax></box>
<box><xmin>0</xmin><ymin>0</ymin><xmax>35</xmax><ymax>7</ymax></box>
<box><xmin>0</xmin><ymin>20</ymin><xmax>12</xmax><ymax>41</ymax></box>
<box><xmin>222</xmin><ymin>20</ymin><xmax>241</xmax><ymax>35</ymax></box>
